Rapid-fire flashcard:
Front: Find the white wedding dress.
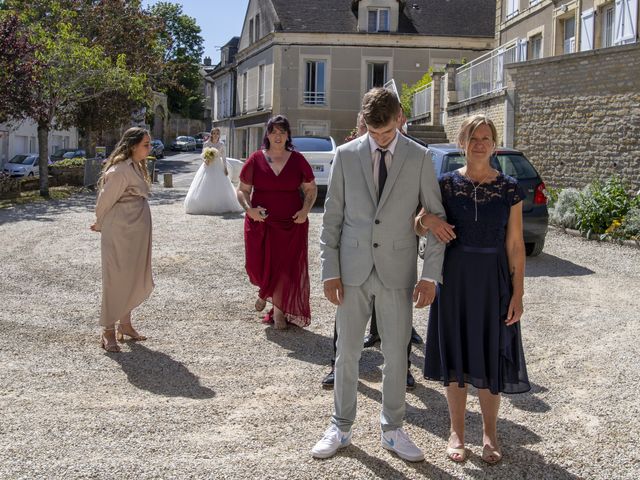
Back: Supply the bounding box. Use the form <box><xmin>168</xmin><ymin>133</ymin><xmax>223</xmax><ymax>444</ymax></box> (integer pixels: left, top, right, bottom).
<box><xmin>184</xmin><ymin>142</ymin><xmax>243</xmax><ymax>215</ymax></box>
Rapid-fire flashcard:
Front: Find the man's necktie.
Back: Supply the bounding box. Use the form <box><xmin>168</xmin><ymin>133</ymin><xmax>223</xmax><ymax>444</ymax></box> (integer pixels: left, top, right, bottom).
<box><xmin>377</xmin><ymin>148</ymin><xmax>388</xmax><ymax>202</ymax></box>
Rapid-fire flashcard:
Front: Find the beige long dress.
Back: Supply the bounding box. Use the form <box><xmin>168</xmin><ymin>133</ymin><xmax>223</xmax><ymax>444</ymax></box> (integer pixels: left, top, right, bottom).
<box><xmin>95</xmin><ymin>159</ymin><xmax>154</xmax><ymax>327</ymax></box>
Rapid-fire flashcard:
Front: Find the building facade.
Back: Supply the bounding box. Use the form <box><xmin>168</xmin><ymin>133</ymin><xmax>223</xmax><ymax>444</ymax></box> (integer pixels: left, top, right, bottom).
<box><xmin>211</xmin><ymin>0</ymin><xmax>498</xmax><ymax>158</ymax></box>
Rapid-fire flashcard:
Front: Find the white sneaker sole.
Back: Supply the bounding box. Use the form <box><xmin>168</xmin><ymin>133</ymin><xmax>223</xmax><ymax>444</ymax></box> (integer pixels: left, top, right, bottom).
<box><xmin>311</xmin><ymin>439</ymin><xmax>351</xmax><ymax>459</ymax></box>
<box><xmin>382</xmin><ymin>442</ymin><xmax>425</xmax><ymax>462</ymax></box>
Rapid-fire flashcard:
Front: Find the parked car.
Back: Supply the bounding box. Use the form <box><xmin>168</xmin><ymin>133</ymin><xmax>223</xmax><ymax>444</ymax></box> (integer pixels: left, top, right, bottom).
<box><xmin>193</xmin><ymin>132</ymin><xmax>210</xmax><ymax>149</ymax></box>
<box><xmin>418</xmin><ymin>144</ymin><xmax>549</xmax><ymax>257</ymax></box>
<box><xmin>62</xmin><ymin>149</ymin><xmax>86</xmax><ymax>159</ymax></box>
<box><xmin>50</xmin><ymin>148</ymin><xmax>79</xmax><ymax>162</ymax></box>
<box><xmin>290</xmin><ymin>136</ymin><xmax>336</xmax><ymax>196</ymax></box>
<box><xmin>170</xmin><ymin>136</ymin><xmax>197</xmax><ymax>151</ymax></box>
<box><xmin>150</xmin><ymin>139</ymin><xmax>164</xmax><ymax>158</ymax></box>
<box><xmin>3</xmin><ymin>154</ymin><xmax>51</xmax><ymax>177</ymax></box>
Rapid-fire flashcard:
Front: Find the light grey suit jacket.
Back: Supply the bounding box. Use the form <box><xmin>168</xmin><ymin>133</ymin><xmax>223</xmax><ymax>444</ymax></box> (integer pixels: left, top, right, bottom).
<box><xmin>320</xmin><ymin>134</ymin><xmax>446</xmax><ymax>289</ymax></box>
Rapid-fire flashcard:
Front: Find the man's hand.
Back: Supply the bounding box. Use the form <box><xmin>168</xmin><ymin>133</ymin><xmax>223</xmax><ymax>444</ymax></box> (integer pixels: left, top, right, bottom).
<box><xmin>324</xmin><ymin>278</ymin><xmax>344</xmax><ymax>305</ymax></box>
<box><xmin>413</xmin><ymin>279</ymin><xmax>436</xmax><ymax>308</ymax></box>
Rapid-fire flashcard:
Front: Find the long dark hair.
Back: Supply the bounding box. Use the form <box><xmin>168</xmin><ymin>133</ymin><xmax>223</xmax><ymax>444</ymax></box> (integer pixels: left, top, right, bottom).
<box><xmin>262</xmin><ymin>115</ymin><xmax>294</xmax><ymax>151</ymax></box>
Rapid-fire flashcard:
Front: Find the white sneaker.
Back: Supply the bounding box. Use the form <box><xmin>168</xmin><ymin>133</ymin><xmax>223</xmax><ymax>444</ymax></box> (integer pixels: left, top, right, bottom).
<box><xmin>381</xmin><ymin>428</ymin><xmax>425</xmax><ymax>462</ymax></box>
<box><xmin>311</xmin><ymin>424</ymin><xmax>352</xmax><ymax>459</ymax></box>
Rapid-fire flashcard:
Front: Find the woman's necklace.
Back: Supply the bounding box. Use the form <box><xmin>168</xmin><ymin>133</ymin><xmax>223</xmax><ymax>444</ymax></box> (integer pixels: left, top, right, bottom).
<box><xmin>464</xmin><ymin>168</ymin><xmax>495</xmax><ymax>221</ymax></box>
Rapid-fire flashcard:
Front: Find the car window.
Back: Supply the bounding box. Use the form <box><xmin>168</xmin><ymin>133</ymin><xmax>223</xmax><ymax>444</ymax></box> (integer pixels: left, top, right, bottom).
<box><xmin>442</xmin><ymin>153</ymin><xmax>466</xmax><ymax>173</ymax></box>
<box><xmin>9</xmin><ymin>155</ymin><xmax>27</xmax><ymax>164</ymax></box>
<box><xmin>291</xmin><ymin>137</ymin><xmax>333</xmax><ymax>152</ymax></box>
<box><xmin>177</xmin><ymin>136</ymin><xmax>188</xmax><ymax>141</ymax></box>
<box><xmin>493</xmin><ymin>154</ymin><xmax>538</xmax><ymax>180</ymax></box>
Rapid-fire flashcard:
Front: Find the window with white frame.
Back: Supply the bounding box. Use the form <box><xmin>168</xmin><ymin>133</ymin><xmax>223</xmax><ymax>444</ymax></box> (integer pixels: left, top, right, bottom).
<box><xmin>529</xmin><ymin>33</ymin><xmax>543</xmax><ymax>59</ymax></box>
<box><xmin>304</xmin><ymin>60</ymin><xmax>326</xmax><ymax>105</ymax></box>
<box><xmin>258</xmin><ymin>64</ymin><xmax>265</xmax><ymax>109</ymax></box>
<box><xmin>368</xmin><ymin>8</ymin><xmax>390</xmax><ymax>32</ymax></box>
<box><xmin>506</xmin><ymin>0</ymin><xmax>519</xmax><ymax>19</ymax></box>
<box><xmin>614</xmin><ymin>0</ymin><xmax>638</xmax><ymax>45</ymax></box>
<box><xmin>242</xmin><ymin>72</ymin><xmax>248</xmax><ymax>113</ymax></box>
<box><xmin>367</xmin><ymin>62</ymin><xmax>387</xmax><ymax>89</ymax></box>
<box><xmin>602</xmin><ymin>4</ymin><xmax>615</xmax><ymax>47</ymax></box>
<box><xmin>563</xmin><ymin>17</ymin><xmax>576</xmax><ymax>53</ymax></box>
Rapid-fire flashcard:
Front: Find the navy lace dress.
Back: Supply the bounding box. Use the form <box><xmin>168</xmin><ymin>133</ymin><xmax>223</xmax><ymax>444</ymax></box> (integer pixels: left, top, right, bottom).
<box><xmin>423</xmin><ymin>171</ymin><xmax>530</xmax><ymax>394</ymax></box>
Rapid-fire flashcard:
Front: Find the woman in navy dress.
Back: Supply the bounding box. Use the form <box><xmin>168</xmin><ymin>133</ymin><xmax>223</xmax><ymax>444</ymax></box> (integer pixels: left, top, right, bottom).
<box><xmin>415</xmin><ymin>115</ymin><xmax>530</xmax><ymax>464</ymax></box>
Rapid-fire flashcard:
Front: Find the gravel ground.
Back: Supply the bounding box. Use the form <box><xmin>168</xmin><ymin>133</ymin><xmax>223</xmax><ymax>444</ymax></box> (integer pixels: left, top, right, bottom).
<box><xmin>0</xmin><ymin>183</ymin><xmax>639</xmax><ymax>480</ymax></box>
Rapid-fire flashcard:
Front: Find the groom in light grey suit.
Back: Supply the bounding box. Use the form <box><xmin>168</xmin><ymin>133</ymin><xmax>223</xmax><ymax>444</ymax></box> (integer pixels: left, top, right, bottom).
<box><xmin>311</xmin><ymin>88</ymin><xmax>446</xmax><ymax>462</ymax></box>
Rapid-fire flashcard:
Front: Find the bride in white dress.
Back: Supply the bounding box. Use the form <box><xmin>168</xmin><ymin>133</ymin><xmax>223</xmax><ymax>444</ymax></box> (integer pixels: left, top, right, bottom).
<box><xmin>184</xmin><ymin>128</ymin><xmax>243</xmax><ymax>215</ymax></box>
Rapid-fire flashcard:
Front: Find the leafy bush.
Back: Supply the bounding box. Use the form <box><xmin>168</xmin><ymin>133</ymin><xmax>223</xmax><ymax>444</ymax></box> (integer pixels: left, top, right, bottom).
<box><xmin>544</xmin><ymin>186</ymin><xmax>561</xmax><ymax>208</ymax></box>
<box><xmin>53</xmin><ymin>157</ymin><xmax>86</xmax><ymax>168</ymax></box>
<box><xmin>575</xmin><ymin>176</ymin><xmax>636</xmax><ymax>235</ymax></box>
<box><xmin>400</xmin><ymin>68</ymin><xmax>434</xmax><ymax>118</ymax></box>
<box><xmin>621</xmin><ymin>205</ymin><xmax>640</xmax><ymax>239</ymax></box>
<box><xmin>549</xmin><ymin>188</ymin><xmax>580</xmax><ymax>229</ymax></box>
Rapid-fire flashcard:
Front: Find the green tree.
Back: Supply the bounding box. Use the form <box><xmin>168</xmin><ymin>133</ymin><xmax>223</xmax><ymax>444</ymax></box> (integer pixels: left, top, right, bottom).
<box><xmin>0</xmin><ymin>1</ymin><xmax>147</xmax><ymax>196</ymax></box>
<box><xmin>400</xmin><ymin>69</ymin><xmax>433</xmax><ymax>118</ymax></box>
<box><xmin>148</xmin><ymin>1</ymin><xmax>204</xmax><ymax>119</ymax></box>
<box><xmin>74</xmin><ymin>0</ymin><xmax>164</xmax><ymax>151</ymax></box>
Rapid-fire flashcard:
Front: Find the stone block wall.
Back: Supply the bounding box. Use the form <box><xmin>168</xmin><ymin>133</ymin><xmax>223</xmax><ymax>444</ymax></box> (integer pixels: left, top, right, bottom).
<box><xmin>445</xmin><ymin>92</ymin><xmax>507</xmax><ymax>147</ymax></box>
<box><xmin>507</xmin><ymin>43</ymin><xmax>640</xmax><ymax>191</ymax></box>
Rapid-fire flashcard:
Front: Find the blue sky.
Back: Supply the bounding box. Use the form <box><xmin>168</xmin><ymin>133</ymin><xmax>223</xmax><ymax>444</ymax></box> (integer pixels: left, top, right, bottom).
<box><xmin>142</xmin><ymin>0</ymin><xmax>249</xmax><ymax>64</ymax></box>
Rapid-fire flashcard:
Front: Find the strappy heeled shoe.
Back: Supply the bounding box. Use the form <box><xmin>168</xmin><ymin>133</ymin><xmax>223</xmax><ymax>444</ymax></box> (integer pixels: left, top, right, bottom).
<box><xmin>101</xmin><ymin>328</ymin><xmax>121</xmax><ymax>353</ymax></box>
<box><xmin>446</xmin><ymin>434</ymin><xmax>467</xmax><ymax>462</ymax></box>
<box><xmin>273</xmin><ymin>313</ymin><xmax>288</xmax><ymax>330</ymax></box>
<box><xmin>116</xmin><ymin>323</ymin><xmax>147</xmax><ymax>342</ymax></box>
<box><xmin>482</xmin><ymin>444</ymin><xmax>502</xmax><ymax>465</ymax></box>
<box><xmin>255</xmin><ymin>297</ymin><xmax>267</xmax><ymax>312</ymax></box>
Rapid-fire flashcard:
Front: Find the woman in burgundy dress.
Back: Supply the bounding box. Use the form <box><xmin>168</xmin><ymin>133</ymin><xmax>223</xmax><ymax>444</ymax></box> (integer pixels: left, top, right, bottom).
<box><xmin>237</xmin><ymin>115</ymin><xmax>317</xmax><ymax>329</ymax></box>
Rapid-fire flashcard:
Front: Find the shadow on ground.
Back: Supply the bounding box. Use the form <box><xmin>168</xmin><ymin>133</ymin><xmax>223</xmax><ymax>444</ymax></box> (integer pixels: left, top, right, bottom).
<box><xmin>525</xmin><ymin>252</ymin><xmax>594</xmax><ymax>277</ymax></box>
<box><xmin>0</xmin><ymin>190</ymin><xmax>96</xmax><ymax>225</ymax></box>
<box><xmin>106</xmin><ymin>342</ymin><xmax>215</xmax><ymax>399</ymax></box>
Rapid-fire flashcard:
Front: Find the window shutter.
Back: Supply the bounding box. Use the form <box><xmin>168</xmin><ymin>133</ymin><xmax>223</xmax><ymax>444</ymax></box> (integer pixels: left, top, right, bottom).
<box><xmin>581</xmin><ymin>9</ymin><xmax>595</xmax><ymax>51</ymax></box>
<box><xmin>264</xmin><ymin>64</ymin><xmax>273</xmax><ymax>109</ymax></box>
<box><xmin>614</xmin><ymin>0</ymin><xmax>637</xmax><ymax>44</ymax></box>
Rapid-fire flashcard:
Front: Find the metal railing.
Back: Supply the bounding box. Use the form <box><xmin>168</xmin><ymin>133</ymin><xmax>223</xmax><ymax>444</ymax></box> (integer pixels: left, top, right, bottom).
<box><xmin>303</xmin><ymin>91</ymin><xmax>326</xmax><ymax>105</ymax></box>
<box><xmin>440</xmin><ymin>73</ymin><xmax>447</xmax><ymax>125</ymax></box>
<box><xmin>455</xmin><ymin>39</ymin><xmax>520</xmax><ymax>103</ymax></box>
<box><xmin>411</xmin><ymin>83</ymin><xmax>432</xmax><ymax>119</ymax></box>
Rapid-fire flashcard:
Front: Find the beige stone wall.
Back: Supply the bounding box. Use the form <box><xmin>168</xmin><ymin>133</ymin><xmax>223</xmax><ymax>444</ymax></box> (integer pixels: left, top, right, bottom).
<box><xmin>507</xmin><ymin>43</ymin><xmax>640</xmax><ymax>191</ymax></box>
<box><xmin>444</xmin><ymin>93</ymin><xmax>507</xmax><ymax>147</ymax></box>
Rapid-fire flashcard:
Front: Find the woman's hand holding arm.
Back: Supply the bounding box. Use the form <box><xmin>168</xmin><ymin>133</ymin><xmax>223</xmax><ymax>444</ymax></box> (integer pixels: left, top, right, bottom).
<box><xmin>414</xmin><ymin>208</ymin><xmax>456</xmax><ymax>242</ymax></box>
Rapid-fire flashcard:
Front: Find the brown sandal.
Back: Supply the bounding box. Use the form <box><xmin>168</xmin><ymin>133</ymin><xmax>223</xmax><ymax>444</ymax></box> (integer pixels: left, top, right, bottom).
<box><xmin>100</xmin><ymin>329</ymin><xmax>121</xmax><ymax>353</ymax></box>
<box><xmin>116</xmin><ymin>324</ymin><xmax>147</xmax><ymax>342</ymax></box>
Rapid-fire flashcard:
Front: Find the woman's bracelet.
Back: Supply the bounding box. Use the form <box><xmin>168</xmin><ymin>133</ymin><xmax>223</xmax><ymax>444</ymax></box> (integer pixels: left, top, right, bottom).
<box><xmin>418</xmin><ymin>215</ymin><xmax>429</xmax><ymax>233</ymax></box>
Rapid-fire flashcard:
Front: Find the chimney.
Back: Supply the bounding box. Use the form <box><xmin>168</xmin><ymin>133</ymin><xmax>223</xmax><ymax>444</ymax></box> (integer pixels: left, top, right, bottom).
<box><xmin>203</xmin><ymin>56</ymin><xmax>212</xmax><ymax>66</ymax></box>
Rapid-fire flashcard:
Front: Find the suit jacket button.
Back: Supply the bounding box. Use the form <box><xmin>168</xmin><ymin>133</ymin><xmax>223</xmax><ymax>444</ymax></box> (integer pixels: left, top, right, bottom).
<box><xmin>373</xmin><ymin>243</ymin><xmax>379</xmax><ymax>248</ymax></box>
<box><xmin>375</xmin><ymin>220</ymin><xmax>380</xmax><ymax>224</ymax></box>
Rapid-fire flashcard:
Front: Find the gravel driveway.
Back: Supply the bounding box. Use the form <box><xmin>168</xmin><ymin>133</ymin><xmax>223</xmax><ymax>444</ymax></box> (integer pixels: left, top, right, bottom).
<box><xmin>0</xmin><ymin>184</ymin><xmax>638</xmax><ymax>479</ymax></box>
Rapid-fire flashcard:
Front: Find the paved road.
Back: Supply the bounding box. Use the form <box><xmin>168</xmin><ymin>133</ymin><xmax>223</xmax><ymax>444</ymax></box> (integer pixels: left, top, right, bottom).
<box><xmin>154</xmin><ymin>151</ymin><xmax>200</xmax><ymax>188</ymax></box>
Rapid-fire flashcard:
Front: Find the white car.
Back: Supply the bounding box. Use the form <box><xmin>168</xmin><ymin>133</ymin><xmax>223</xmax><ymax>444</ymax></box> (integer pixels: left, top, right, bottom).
<box><xmin>3</xmin><ymin>154</ymin><xmax>48</xmax><ymax>177</ymax></box>
<box><xmin>291</xmin><ymin>136</ymin><xmax>336</xmax><ymax>194</ymax></box>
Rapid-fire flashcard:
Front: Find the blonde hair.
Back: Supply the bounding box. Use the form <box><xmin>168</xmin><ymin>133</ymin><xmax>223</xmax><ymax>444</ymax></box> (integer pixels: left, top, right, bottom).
<box><xmin>210</xmin><ymin>127</ymin><xmax>221</xmax><ymax>137</ymax></box>
<box><xmin>98</xmin><ymin>127</ymin><xmax>150</xmax><ymax>188</ymax></box>
<box><xmin>457</xmin><ymin>114</ymin><xmax>498</xmax><ymax>150</ymax></box>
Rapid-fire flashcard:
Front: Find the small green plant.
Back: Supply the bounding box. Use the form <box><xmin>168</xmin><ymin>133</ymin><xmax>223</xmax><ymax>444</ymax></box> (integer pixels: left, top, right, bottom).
<box><xmin>400</xmin><ymin>68</ymin><xmax>434</xmax><ymax>118</ymax></box>
<box><xmin>575</xmin><ymin>176</ymin><xmax>636</xmax><ymax>235</ymax></box>
<box><xmin>53</xmin><ymin>157</ymin><xmax>86</xmax><ymax>168</ymax></box>
<box><xmin>549</xmin><ymin>187</ymin><xmax>580</xmax><ymax>229</ymax></box>
<box><xmin>621</xmin><ymin>205</ymin><xmax>640</xmax><ymax>239</ymax></box>
<box><xmin>545</xmin><ymin>186</ymin><xmax>561</xmax><ymax>208</ymax></box>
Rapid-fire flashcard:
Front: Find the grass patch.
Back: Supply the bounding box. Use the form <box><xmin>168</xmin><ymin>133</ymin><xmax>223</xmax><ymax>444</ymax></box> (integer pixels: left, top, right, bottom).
<box><xmin>0</xmin><ymin>186</ymin><xmax>85</xmax><ymax>208</ymax></box>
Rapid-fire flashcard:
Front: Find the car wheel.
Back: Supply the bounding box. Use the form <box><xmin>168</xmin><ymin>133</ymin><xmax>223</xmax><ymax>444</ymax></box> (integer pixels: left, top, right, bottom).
<box><xmin>525</xmin><ymin>240</ymin><xmax>545</xmax><ymax>257</ymax></box>
<box><xmin>28</xmin><ymin>172</ymin><xmax>34</xmax><ymax>177</ymax></box>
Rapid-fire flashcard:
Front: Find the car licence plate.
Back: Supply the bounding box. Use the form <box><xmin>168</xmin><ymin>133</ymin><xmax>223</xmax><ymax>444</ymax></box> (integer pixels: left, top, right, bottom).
<box><xmin>312</xmin><ymin>165</ymin><xmax>324</xmax><ymax>172</ymax></box>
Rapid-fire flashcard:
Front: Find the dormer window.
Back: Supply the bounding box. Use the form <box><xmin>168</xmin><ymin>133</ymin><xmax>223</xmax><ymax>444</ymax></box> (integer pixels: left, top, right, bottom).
<box><xmin>368</xmin><ymin>8</ymin><xmax>390</xmax><ymax>32</ymax></box>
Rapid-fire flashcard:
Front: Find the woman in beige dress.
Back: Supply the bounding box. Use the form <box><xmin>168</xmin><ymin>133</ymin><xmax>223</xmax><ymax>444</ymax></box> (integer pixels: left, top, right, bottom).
<box><xmin>90</xmin><ymin>127</ymin><xmax>154</xmax><ymax>353</ymax></box>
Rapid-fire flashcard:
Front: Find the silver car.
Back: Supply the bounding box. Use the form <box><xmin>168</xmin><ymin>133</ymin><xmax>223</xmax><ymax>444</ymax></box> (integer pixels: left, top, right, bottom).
<box><xmin>291</xmin><ymin>136</ymin><xmax>336</xmax><ymax>196</ymax></box>
<box><xmin>3</xmin><ymin>154</ymin><xmax>49</xmax><ymax>177</ymax></box>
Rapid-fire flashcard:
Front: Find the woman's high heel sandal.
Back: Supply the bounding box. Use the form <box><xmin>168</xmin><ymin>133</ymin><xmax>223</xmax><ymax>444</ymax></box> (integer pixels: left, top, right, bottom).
<box><xmin>255</xmin><ymin>297</ymin><xmax>267</xmax><ymax>312</ymax></box>
<box><xmin>101</xmin><ymin>328</ymin><xmax>121</xmax><ymax>353</ymax></box>
<box><xmin>116</xmin><ymin>323</ymin><xmax>147</xmax><ymax>342</ymax></box>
